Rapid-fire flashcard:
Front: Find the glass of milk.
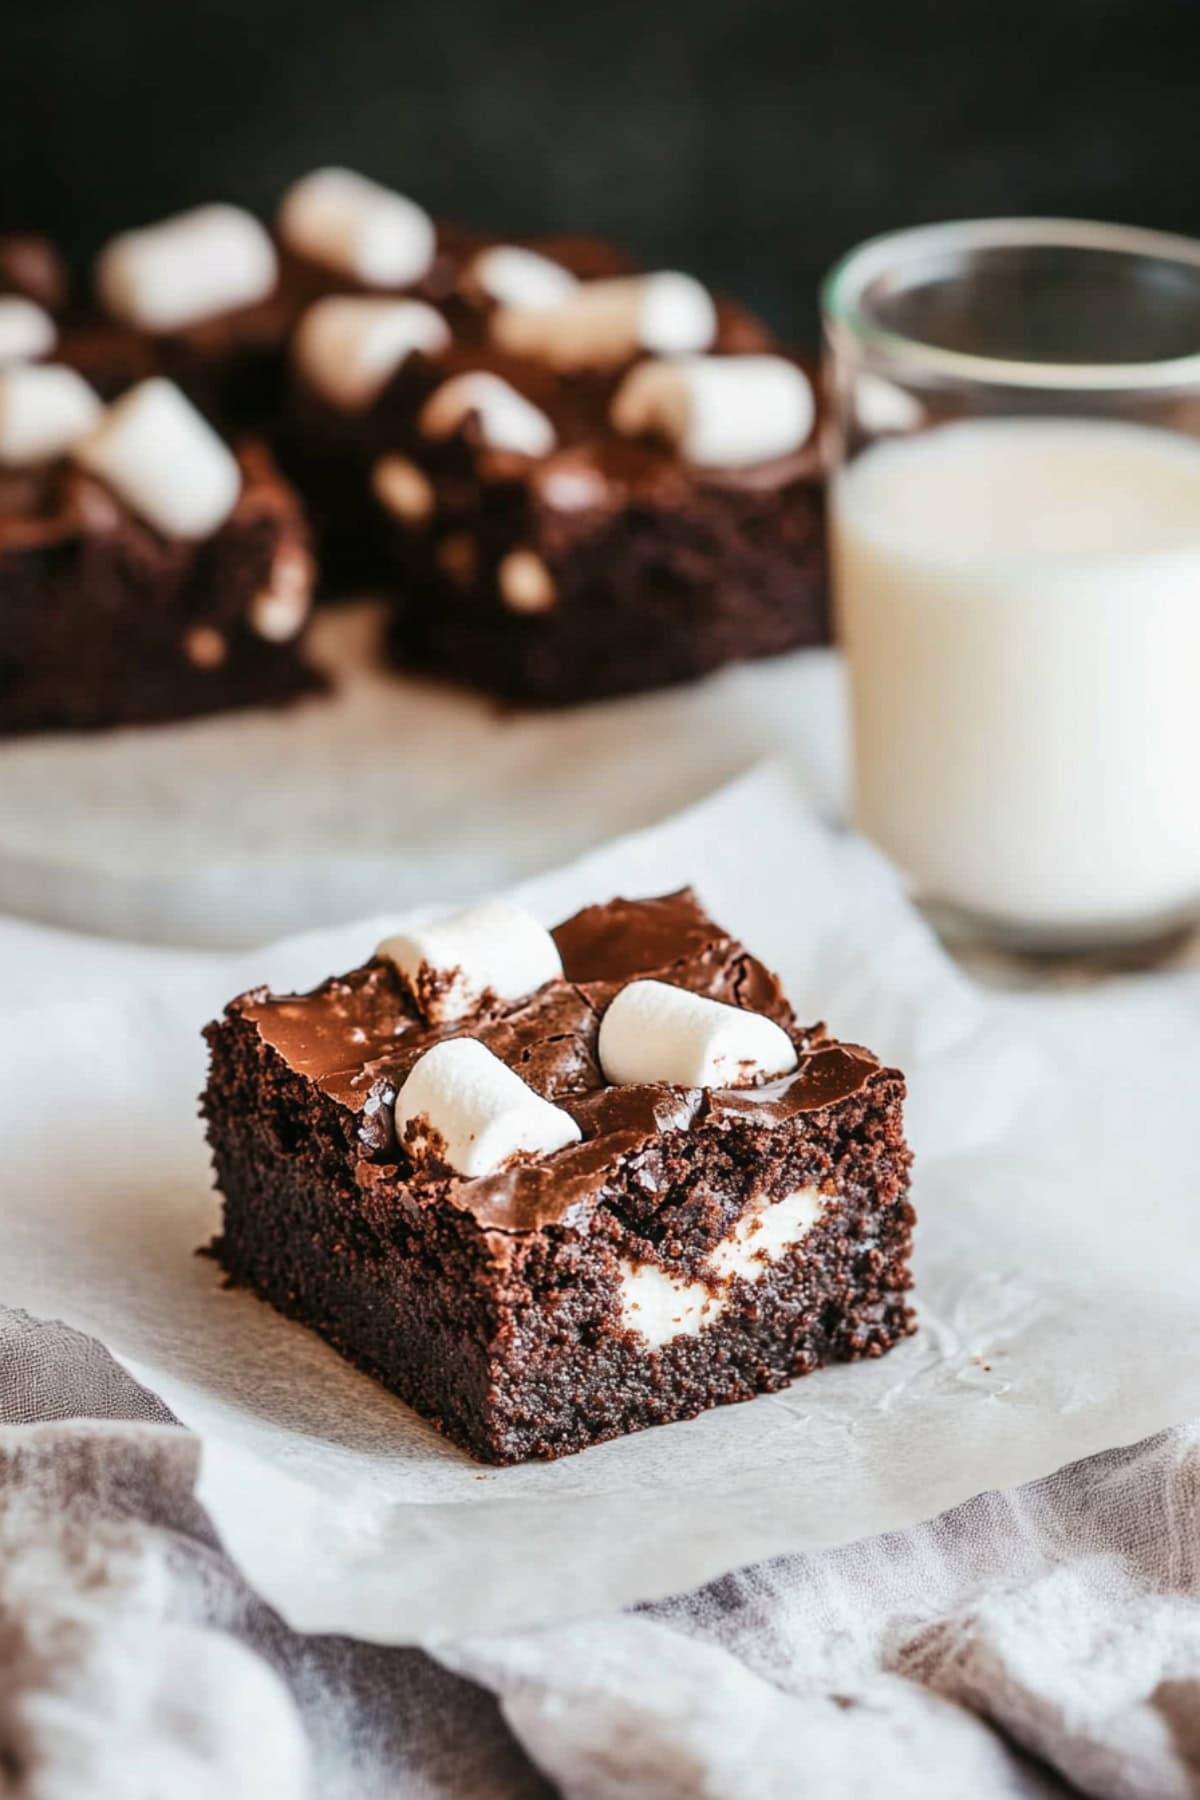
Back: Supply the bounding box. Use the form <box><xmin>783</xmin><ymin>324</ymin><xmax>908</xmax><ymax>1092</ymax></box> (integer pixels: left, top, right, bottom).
<box><xmin>823</xmin><ymin>218</ymin><xmax>1200</xmax><ymax>956</ymax></box>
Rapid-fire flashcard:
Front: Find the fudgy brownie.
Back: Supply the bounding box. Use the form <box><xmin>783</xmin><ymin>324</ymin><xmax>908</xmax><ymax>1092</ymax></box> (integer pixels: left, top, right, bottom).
<box><xmin>380</xmin><ymin>389</ymin><xmax>827</xmax><ymax>704</ymax></box>
<box><xmin>284</xmin><ymin>222</ymin><xmax>829</xmax><ymax>696</ymax></box>
<box><xmin>203</xmin><ymin>889</ymin><xmax>915</xmax><ymax>1464</ymax></box>
<box><xmin>0</xmin><ymin>373</ymin><xmax>320</xmax><ymax>732</ymax></box>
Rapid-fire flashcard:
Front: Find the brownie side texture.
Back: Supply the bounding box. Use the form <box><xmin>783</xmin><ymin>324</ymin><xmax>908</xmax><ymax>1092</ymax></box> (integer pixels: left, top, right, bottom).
<box><xmin>0</xmin><ymin>442</ymin><xmax>324</xmax><ymax>733</ymax></box>
<box><xmin>203</xmin><ymin>891</ymin><xmax>915</xmax><ymax>1464</ymax></box>
<box><xmin>385</xmin><ymin>439</ymin><xmax>827</xmax><ymax>705</ymax></box>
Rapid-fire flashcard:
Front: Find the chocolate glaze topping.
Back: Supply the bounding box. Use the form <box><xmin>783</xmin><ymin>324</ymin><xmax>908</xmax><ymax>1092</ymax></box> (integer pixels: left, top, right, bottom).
<box><xmin>236</xmin><ymin>889</ymin><xmax>882</xmax><ymax>1233</ymax></box>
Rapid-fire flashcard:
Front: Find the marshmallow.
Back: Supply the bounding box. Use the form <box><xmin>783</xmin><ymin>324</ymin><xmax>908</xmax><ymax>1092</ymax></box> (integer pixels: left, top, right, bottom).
<box><xmin>95</xmin><ymin>204</ymin><xmax>278</xmax><ymax>333</ymax></box>
<box><xmin>250</xmin><ymin>543</ymin><xmax>312</xmax><ymax>641</ymax></box>
<box><xmin>396</xmin><ymin>1037</ymin><xmax>581</xmax><ymax>1177</ymax></box>
<box><xmin>0</xmin><ymin>365</ymin><xmax>102</xmax><ymax>466</ymax></box>
<box><xmin>498</xmin><ymin>549</ymin><xmax>556</xmax><ymax>613</ymax></box>
<box><xmin>278</xmin><ymin>168</ymin><xmax>436</xmax><ymax>288</ymax></box>
<box><xmin>378</xmin><ymin>897</ymin><xmax>563</xmax><ymax>1024</ymax></box>
<box><xmin>0</xmin><ymin>296</ymin><xmax>57</xmax><ymax>366</ymax></box>
<box><xmin>491</xmin><ymin>273</ymin><xmax>716</xmax><ymax>372</ymax></box>
<box><xmin>855</xmin><ymin>372</ymin><xmax>924</xmax><ymax>434</ymax></box>
<box><xmin>467</xmin><ymin>245</ymin><xmax>578</xmax><ymax>311</ymax></box>
<box><xmin>372</xmin><ymin>453</ymin><xmax>435</xmax><ymax>524</ymax></box>
<box><xmin>612</xmin><ymin>355</ymin><xmax>815</xmax><ymax>468</ymax></box>
<box><xmin>598</xmin><ymin>980</ymin><xmax>798</xmax><ymax>1089</ymax></box>
<box><xmin>619</xmin><ymin>1185</ymin><xmax>825</xmax><ymax>1347</ymax></box>
<box><xmin>73</xmin><ymin>379</ymin><xmax>241</xmax><ymax>539</ymax></box>
<box><xmin>420</xmin><ymin>372</ymin><xmax>556</xmax><ymax>457</ymax></box>
<box><xmin>293</xmin><ymin>296</ymin><xmax>449</xmax><ymax>411</ymax></box>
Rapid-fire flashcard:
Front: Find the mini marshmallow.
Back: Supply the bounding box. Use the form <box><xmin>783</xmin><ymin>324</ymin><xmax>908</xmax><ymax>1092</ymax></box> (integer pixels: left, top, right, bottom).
<box><xmin>371</xmin><ymin>453</ymin><xmax>435</xmax><ymax>524</ymax></box>
<box><xmin>855</xmin><ymin>372</ymin><xmax>925</xmax><ymax>434</ymax></box>
<box><xmin>498</xmin><ymin>549</ymin><xmax>556</xmax><ymax>613</ymax></box>
<box><xmin>612</xmin><ymin>355</ymin><xmax>815</xmax><ymax>468</ymax></box>
<box><xmin>396</xmin><ymin>1037</ymin><xmax>581</xmax><ymax>1178</ymax></box>
<box><xmin>377</xmin><ymin>897</ymin><xmax>563</xmax><ymax>1024</ymax></box>
<box><xmin>250</xmin><ymin>543</ymin><xmax>312</xmax><ymax>642</ymax></box>
<box><xmin>278</xmin><ymin>168</ymin><xmax>436</xmax><ymax>288</ymax></box>
<box><xmin>73</xmin><ymin>379</ymin><xmax>241</xmax><ymax>539</ymax></box>
<box><xmin>491</xmin><ymin>273</ymin><xmax>716</xmax><ymax>372</ymax></box>
<box><xmin>95</xmin><ymin>204</ymin><xmax>278</xmax><ymax>334</ymax></box>
<box><xmin>0</xmin><ymin>296</ymin><xmax>57</xmax><ymax>366</ymax></box>
<box><xmin>293</xmin><ymin>296</ymin><xmax>450</xmax><ymax>411</ymax></box>
<box><xmin>467</xmin><ymin>245</ymin><xmax>578</xmax><ymax>311</ymax></box>
<box><xmin>0</xmin><ymin>365</ymin><xmax>101</xmax><ymax>466</ymax></box>
<box><xmin>420</xmin><ymin>372</ymin><xmax>556</xmax><ymax>457</ymax></box>
<box><xmin>598</xmin><ymin>980</ymin><xmax>798</xmax><ymax>1089</ymax></box>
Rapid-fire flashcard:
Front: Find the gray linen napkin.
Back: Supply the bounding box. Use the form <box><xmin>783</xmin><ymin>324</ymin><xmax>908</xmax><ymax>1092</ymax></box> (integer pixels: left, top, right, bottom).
<box><xmin>0</xmin><ymin>1307</ymin><xmax>550</xmax><ymax>1800</ymax></box>
<box><xmin>3</xmin><ymin>1301</ymin><xmax>1200</xmax><ymax>1799</ymax></box>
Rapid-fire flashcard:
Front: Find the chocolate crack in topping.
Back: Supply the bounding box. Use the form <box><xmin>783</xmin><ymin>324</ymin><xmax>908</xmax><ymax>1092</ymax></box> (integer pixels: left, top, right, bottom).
<box><xmin>234</xmin><ymin>889</ymin><xmax>883</xmax><ymax>1231</ymax></box>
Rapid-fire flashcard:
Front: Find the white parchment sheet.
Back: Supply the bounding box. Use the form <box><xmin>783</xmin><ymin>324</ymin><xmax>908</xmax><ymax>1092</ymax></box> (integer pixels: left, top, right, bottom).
<box><xmin>3</xmin><ymin>765</ymin><xmax>1199</xmax><ymax>1642</ymax></box>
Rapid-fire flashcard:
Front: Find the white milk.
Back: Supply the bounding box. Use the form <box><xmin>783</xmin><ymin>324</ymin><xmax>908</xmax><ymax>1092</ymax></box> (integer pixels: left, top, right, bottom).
<box><xmin>832</xmin><ymin>417</ymin><xmax>1200</xmax><ymax>933</ymax></box>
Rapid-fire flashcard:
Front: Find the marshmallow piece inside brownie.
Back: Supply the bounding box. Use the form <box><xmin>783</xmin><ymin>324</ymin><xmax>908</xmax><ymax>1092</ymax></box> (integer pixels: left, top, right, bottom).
<box><xmin>377</xmin><ymin>897</ymin><xmax>564</xmax><ymax>1024</ymax></box>
<box><xmin>293</xmin><ymin>296</ymin><xmax>450</xmax><ymax>411</ymax></box>
<box><xmin>0</xmin><ymin>296</ymin><xmax>57</xmax><ymax>366</ymax></box>
<box><xmin>599</xmin><ymin>979</ymin><xmax>798</xmax><ymax>1088</ymax></box>
<box><xmin>95</xmin><ymin>204</ymin><xmax>279</xmax><ymax>333</ymax></box>
<box><xmin>466</xmin><ymin>244</ymin><xmax>579</xmax><ymax>310</ymax></box>
<box><xmin>419</xmin><ymin>372</ymin><xmax>556</xmax><ymax>457</ymax></box>
<box><xmin>396</xmin><ymin>1037</ymin><xmax>581</xmax><ymax>1177</ymax></box>
<box><xmin>371</xmin><ymin>453</ymin><xmax>435</xmax><ymax>524</ymax></box>
<box><xmin>278</xmin><ymin>167</ymin><xmax>436</xmax><ymax>288</ymax></box>
<box><xmin>74</xmin><ymin>378</ymin><xmax>241</xmax><ymax>539</ymax></box>
<box><xmin>490</xmin><ymin>272</ymin><xmax>716</xmax><ymax>371</ymax></box>
<box><xmin>612</xmin><ymin>354</ymin><xmax>815</xmax><ymax>468</ymax></box>
<box><xmin>0</xmin><ymin>365</ymin><xmax>101</xmax><ymax>466</ymax></box>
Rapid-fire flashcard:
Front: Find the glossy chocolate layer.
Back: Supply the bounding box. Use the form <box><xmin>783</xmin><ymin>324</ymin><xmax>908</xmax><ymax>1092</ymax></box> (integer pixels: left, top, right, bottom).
<box><xmin>235</xmin><ymin>889</ymin><xmax>882</xmax><ymax>1232</ymax></box>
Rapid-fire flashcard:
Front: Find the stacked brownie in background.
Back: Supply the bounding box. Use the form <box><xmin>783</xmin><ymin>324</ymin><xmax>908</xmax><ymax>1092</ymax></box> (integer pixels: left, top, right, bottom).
<box><xmin>0</xmin><ymin>167</ymin><xmax>829</xmax><ymax>729</ymax></box>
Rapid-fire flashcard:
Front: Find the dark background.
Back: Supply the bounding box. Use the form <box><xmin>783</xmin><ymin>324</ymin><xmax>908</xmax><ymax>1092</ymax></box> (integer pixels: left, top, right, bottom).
<box><xmin>3</xmin><ymin>0</ymin><xmax>1199</xmax><ymax>342</ymax></box>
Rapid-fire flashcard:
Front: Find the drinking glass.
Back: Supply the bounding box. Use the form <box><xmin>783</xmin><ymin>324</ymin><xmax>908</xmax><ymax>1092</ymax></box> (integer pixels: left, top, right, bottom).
<box><xmin>822</xmin><ymin>218</ymin><xmax>1200</xmax><ymax>956</ymax></box>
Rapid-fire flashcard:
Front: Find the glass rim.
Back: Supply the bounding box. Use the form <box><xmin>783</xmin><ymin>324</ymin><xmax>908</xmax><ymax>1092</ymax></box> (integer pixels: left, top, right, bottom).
<box><xmin>821</xmin><ymin>216</ymin><xmax>1200</xmax><ymax>392</ymax></box>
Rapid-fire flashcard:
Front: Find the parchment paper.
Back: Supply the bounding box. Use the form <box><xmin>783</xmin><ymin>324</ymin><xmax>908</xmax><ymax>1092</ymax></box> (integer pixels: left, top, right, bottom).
<box><xmin>0</xmin><ymin>603</ymin><xmax>845</xmax><ymax>946</ymax></box>
<box><xmin>3</xmin><ymin>765</ymin><xmax>1199</xmax><ymax>1643</ymax></box>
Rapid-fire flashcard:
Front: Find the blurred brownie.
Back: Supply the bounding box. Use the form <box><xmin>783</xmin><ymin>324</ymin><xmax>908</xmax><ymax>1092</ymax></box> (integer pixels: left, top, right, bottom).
<box><xmin>0</xmin><ymin>372</ymin><xmax>320</xmax><ymax>732</ymax></box>
<box><xmin>203</xmin><ymin>888</ymin><xmax>915</xmax><ymax>1464</ymax></box>
<box><xmin>0</xmin><ymin>234</ymin><xmax>69</xmax><ymax>314</ymax></box>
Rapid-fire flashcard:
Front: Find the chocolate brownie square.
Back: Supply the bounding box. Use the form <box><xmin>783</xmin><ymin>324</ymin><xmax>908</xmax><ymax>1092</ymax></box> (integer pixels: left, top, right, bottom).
<box><xmin>362</xmin><ymin>314</ymin><xmax>827</xmax><ymax>702</ymax></box>
<box><xmin>203</xmin><ymin>889</ymin><xmax>915</xmax><ymax>1464</ymax></box>
<box><xmin>0</xmin><ymin>379</ymin><xmax>321</xmax><ymax>733</ymax></box>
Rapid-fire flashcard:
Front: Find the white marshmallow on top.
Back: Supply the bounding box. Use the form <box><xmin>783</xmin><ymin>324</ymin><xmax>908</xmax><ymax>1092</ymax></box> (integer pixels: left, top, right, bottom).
<box><xmin>612</xmin><ymin>355</ymin><xmax>815</xmax><ymax>468</ymax></box>
<box><xmin>396</xmin><ymin>1037</ymin><xmax>581</xmax><ymax>1178</ymax></box>
<box><xmin>73</xmin><ymin>379</ymin><xmax>241</xmax><ymax>540</ymax></box>
<box><xmin>278</xmin><ymin>168</ymin><xmax>436</xmax><ymax>288</ymax></box>
<box><xmin>598</xmin><ymin>980</ymin><xmax>798</xmax><ymax>1090</ymax></box>
<box><xmin>377</xmin><ymin>897</ymin><xmax>563</xmax><ymax>1025</ymax></box>
<box><xmin>491</xmin><ymin>272</ymin><xmax>716</xmax><ymax>372</ymax></box>
<box><xmin>0</xmin><ymin>365</ymin><xmax>102</xmax><ymax>466</ymax></box>
<box><xmin>420</xmin><ymin>372</ymin><xmax>556</xmax><ymax>458</ymax></box>
<box><xmin>0</xmin><ymin>296</ymin><xmax>57</xmax><ymax>366</ymax></box>
<box><xmin>293</xmin><ymin>296</ymin><xmax>450</xmax><ymax>411</ymax></box>
<box><xmin>95</xmin><ymin>204</ymin><xmax>278</xmax><ymax>333</ymax></box>
<box><xmin>466</xmin><ymin>245</ymin><xmax>578</xmax><ymax>311</ymax></box>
